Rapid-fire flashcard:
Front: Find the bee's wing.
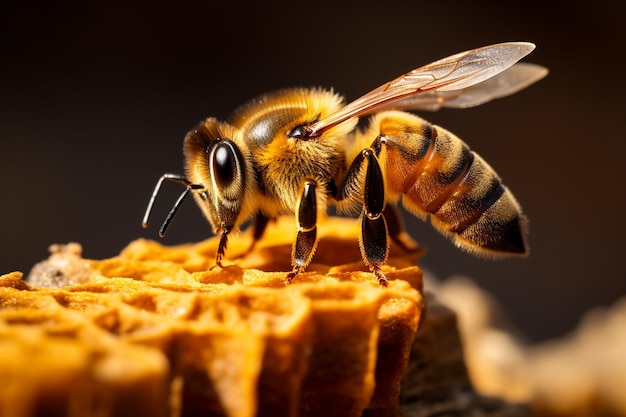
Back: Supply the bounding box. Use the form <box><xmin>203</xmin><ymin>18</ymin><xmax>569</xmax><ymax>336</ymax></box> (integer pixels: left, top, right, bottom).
<box><xmin>307</xmin><ymin>42</ymin><xmax>543</xmax><ymax>137</ymax></box>
<box><xmin>377</xmin><ymin>63</ymin><xmax>548</xmax><ymax>111</ymax></box>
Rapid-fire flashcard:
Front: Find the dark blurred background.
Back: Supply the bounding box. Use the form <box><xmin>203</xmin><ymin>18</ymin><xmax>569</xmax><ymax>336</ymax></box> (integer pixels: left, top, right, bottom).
<box><xmin>1</xmin><ymin>1</ymin><xmax>624</xmax><ymax>343</ymax></box>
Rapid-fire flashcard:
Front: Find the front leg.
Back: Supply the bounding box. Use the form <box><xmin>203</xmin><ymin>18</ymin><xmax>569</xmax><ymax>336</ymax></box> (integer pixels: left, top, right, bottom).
<box><xmin>336</xmin><ymin>147</ymin><xmax>390</xmax><ymax>286</ymax></box>
<box><xmin>214</xmin><ymin>226</ymin><xmax>231</xmax><ymax>268</ymax></box>
<box><xmin>285</xmin><ymin>179</ymin><xmax>319</xmax><ymax>284</ymax></box>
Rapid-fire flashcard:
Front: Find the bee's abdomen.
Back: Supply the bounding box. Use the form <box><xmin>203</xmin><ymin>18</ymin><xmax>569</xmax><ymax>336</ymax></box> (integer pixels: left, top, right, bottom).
<box><xmin>424</xmin><ymin>146</ymin><xmax>527</xmax><ymax>255</ymax></box>
<box><xmin>374</xmin><ymin>112</ymin><xmax>527</xmax><ymax>256</ymax></box>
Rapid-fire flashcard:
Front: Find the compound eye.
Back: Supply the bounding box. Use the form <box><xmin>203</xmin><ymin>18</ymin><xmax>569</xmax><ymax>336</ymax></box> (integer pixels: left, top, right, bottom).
<box><xmin>210</xmin><ymin>140</ymin><xmax>241</xmax><ymax>191</ymax></box>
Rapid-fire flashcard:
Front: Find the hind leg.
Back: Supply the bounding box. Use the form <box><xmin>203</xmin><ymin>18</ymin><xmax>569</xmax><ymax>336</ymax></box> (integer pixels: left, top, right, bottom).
<box><xmin>335</xmin><ymin>148</ymin><xmax>390</xmax><ymax>286</ymax></box>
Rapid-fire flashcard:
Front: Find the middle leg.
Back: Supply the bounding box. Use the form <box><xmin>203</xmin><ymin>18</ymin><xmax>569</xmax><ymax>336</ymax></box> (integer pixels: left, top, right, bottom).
<box><xmin>285</xmin><ymin>179</ymin><xmax>319</xmax><ymax>284</ymax></box>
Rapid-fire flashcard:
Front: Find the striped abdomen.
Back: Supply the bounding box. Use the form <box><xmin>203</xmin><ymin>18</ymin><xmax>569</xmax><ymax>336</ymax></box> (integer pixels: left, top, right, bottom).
<box><xmin>366</xmin><ymin>111</ymin><xmax>528</xmax><ymax>257</ymax></box>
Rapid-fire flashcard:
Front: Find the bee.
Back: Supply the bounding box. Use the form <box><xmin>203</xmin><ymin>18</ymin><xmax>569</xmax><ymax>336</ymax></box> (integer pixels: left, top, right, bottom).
<box><xmin>142</xmin><ymin>42</ymin><xmax>547</xmax><ymax>286</ymax></box>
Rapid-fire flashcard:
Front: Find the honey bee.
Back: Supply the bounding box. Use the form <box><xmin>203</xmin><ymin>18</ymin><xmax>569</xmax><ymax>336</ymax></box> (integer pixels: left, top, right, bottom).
<box><xmin>142</xmin><ymin>42</ymin><xmax>547</xmax><ymax>286</ymax></box>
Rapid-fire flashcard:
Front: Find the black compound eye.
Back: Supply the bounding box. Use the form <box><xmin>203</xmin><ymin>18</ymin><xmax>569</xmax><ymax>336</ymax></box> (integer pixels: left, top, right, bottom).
<box><xmin>210</xmin><ymin>140</ymin><xmax>240</xmax><ymax>190</ymax></box>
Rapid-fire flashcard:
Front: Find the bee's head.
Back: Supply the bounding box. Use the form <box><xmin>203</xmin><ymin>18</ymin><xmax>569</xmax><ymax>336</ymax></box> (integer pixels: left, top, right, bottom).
<box><xmin>183</xmin><ymin>118</ymin><xmax>256</xmax><ymax>235</ymax></box>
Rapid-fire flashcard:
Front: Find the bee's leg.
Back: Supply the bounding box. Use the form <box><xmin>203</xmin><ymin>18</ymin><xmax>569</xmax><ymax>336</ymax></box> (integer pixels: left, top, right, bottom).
<box><xmin>335</xmin><ymin>148</ymin><xmax>390</xmax><ymax>286</ymax></box>
<box><xmin>251</xmin><ymin>212</ymin><xmax>272</xmax><ymax>243</ymax></box>
<box><xmin>213</xmin><ymin>225</ymin><xmax>232</xmax><ymax>268</ymax></box>
<box><xmin>383</xmin><ymin>205</ymin><xmax>423</xmax><ymax>255</ymax></box>
<box><xmin>229</xmin><ymin>212</ymin><xmax>272</xmax><ymax>260</ymax></box>
<box><xmin>285</xmin><ymin>179</ymin><xmax>318</xmax><ymax>284</ymax></box>
<box><xmin>360</xmin><ymin>149</ymin><xmax>390</xmax><ymax>286</ymax></box>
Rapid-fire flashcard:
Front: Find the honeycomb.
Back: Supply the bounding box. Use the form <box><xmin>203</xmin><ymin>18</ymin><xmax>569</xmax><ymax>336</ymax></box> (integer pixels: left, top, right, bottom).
<box><xmin>1</xmin><ymin>216</ymin><xmax>424</xmax><ymax>417</ymax></box>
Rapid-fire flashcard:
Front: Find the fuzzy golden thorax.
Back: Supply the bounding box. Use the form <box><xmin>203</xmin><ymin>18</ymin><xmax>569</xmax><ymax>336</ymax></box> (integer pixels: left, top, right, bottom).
<box><xmin>230</xmin><ymin>88</ymin><xmax>358</xmax><ymax>217</ymax></box>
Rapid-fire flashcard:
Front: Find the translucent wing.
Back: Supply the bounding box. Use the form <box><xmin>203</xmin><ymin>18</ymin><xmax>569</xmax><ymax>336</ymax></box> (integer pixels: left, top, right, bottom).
<box><xmin>377</xmin><ymin>62</ymin><xmax>548</xmax><ymax>111</ymax></box>
<box><xmin>305</xmin><ymin>42</ymin><xmax>545</xmax><ymax>137</ymax></box>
